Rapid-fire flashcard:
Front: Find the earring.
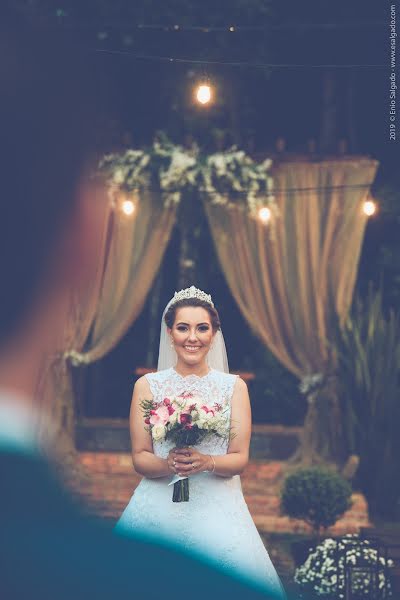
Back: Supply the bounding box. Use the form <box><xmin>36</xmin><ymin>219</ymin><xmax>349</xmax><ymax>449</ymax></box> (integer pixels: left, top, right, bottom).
<box><xmin>170</xmin><ymin>338</ymin><xmax>174</xmax><ymax>348</ymax></box>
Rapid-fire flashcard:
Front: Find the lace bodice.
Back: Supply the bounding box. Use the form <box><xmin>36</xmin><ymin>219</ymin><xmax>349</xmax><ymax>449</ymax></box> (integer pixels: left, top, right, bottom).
<box><xmin>144</xmin><ymin>367</ymin><xmax>238</xmax><ymax>459</ymax></box>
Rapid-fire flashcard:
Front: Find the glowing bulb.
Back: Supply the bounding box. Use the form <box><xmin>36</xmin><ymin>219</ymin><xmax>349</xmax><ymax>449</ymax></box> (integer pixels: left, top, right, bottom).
<box><xmin>196</xmin><ymin>84</ymin><xmax>212</xmax><ymax>105</ymax></box>
<box><xmin>121</xmin><ymin>199</ymin><xmax>135</xmax><ymax>216</ymax></box>
<box><xmin>363</xmin><ymin>200</ymin><xmax>376</xmax><ymax>217</ymax></box>
<box><xmin>258</xmin><ymin>206</ymin><xmax>272</xmax><ymax>224</ymax></box>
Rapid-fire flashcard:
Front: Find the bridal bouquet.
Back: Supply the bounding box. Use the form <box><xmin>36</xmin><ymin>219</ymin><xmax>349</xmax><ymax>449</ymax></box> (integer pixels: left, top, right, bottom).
<box><xmin>141</xmin><ymin>392</ymin><xmax>230</xmax><ymax>502</ymax></box>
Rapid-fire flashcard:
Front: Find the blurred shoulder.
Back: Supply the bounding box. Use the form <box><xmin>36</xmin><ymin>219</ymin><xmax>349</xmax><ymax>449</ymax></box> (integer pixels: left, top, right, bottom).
<box><xmin>133</xmin><ymin>375</ymin><xmax>151</xmax><ymax>395</ymax></box>
<box><xmin>233</xmin><ymin>375</ymin><xmax>248</xmax><ymax>394</ymax></box>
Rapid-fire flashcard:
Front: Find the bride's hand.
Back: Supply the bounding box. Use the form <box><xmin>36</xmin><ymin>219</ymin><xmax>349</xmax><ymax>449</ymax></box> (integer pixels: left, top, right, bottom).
<box><xmin>172</xmin><ymin>448</ymin><xmax>213</xmax><ymax>476</ymax></box>
<box><xmin>166</xmin><ymin>449</ymin><xmax>179</xmax><ymax>474</ymax></box>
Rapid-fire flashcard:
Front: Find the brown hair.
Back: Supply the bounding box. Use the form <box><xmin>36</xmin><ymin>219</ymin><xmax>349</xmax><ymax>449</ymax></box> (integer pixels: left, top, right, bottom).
<box><xmin>164</xmin><ymin>298</ymin><xmax>221</xmax><ymax>332</ymax></box>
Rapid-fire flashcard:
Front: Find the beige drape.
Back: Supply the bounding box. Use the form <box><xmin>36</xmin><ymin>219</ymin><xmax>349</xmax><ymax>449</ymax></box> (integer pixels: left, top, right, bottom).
<box><xmin>36</xmin><ymin>189</ymin><xmax>177</xmax><ymax>441</ymax></box>
<box><xmin>204</xmin><ymin>159</ymin><xmax>379</xmax><ymax>379</ymax></box>
<box><xmin>72</xmin><ymin>189</ymin><xmax>177</xmax><ymax>363</ymax></box>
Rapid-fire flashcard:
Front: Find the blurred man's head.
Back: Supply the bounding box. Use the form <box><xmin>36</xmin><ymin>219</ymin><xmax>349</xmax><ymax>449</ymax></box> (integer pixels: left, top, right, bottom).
<box><xmin>0</xmin><ymin>13</ymin><xmax>107</xmax><ymax>360</ymax></box>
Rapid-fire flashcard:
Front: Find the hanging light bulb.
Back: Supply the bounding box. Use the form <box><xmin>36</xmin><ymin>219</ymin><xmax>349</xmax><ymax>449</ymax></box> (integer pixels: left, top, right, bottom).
<box><xmin>121</xmin><ymin>198</ymin><xmax>136</xmax><ymax>216</ymax></box>
<box><xmin>195</xmin><ymin>82</ymin><xmax>212</xmax><ymax>105</ymax></box>
<box><xmin>363</xmin><ymin>199</ymin><xmax>377</xmax><ymax>217</ymax></box>
<box><xmin>258</xmin><ymin>206</ymin><xmax>272</xmax><ymax>224</ymax></box>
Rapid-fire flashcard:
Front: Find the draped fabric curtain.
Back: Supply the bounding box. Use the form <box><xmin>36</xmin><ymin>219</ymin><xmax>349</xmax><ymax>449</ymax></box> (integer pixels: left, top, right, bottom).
<box><xmin>36</xmin><ymin>189</ymin><xmax>177</xmax><ymax>442</ymax></box>
<box><xmin>70</xmin><ymin>189</ymin><xmax>177</xmax><ymax>364</ymax></box>
<box><xmin>204</xmin><ymin>159</ymin><xmax>379</xmax><ymax>380</ymax></box>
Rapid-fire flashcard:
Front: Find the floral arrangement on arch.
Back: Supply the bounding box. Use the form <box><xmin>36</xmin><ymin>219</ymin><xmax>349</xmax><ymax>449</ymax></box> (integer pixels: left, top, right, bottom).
<box><xmin>202</xmin><ymin>148</ymin><xmax>275</xmax><ymax>216</ymax></box>
<box><xmin>294</xmin><ymin>534</ymin><xmax>394</xmax><ymax>599</ymax></box>
<box><xmin>98</xmin><ymin>133</ymin><xmax>275</xmax><ymax>216</ymax></box>
<box><xmin>98</xmin><ymin>135</ymin><xmax>200</xmax><ymax>208</ymax></box>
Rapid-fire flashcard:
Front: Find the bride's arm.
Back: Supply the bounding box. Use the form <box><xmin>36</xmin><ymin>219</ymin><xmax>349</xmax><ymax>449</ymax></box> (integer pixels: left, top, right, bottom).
<box><xmin>129</xmin><ymin>376</ymin><xmax>172</xmax><ymax>479</ymax></box>
<box><xmin>211</xmin><ymin>377</ymin><xmax>252</xmax><ymax>477</ymax></box>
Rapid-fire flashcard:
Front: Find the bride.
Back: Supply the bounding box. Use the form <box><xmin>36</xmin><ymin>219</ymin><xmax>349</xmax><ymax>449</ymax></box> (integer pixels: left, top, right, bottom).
<box><xmin>116</xmin><ymin>286</ymin><xmax>286</xmax><ymax>596</ymax></box>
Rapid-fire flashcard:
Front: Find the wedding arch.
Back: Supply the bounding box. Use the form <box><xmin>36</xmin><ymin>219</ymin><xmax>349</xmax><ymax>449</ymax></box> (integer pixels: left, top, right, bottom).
<box><xmin>36</xmin><ymin>138</ymin><xmax>378</xmax><ymax>466</ymax></box>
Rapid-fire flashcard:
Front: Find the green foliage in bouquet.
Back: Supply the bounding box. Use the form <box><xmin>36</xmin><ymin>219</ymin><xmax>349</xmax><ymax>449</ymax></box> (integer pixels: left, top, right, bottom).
<box><xmin>334</xmin><ymin>287</ymin><xmax>400</xmax><ymax>519</ymax></box>
<box><xmin>281</xmin><ymin>467</ymin><xmax>352</xmax><ymax>535</ymax></box>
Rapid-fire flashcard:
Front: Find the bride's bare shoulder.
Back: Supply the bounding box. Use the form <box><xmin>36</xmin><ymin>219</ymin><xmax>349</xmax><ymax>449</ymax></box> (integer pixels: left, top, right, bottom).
<box><xmin>133</xmin><ymin>375</ymin><xmax>152</xmax><ymax>395</ymax></box>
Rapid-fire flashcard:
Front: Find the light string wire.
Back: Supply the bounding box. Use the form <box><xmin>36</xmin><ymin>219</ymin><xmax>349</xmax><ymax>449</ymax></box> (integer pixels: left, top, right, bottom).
<box><xmin>93</xmin><ymin>48</ymin><xmax>387</xmax><ymax>69</ymax></box>
<box><xmin>133</xmin><ymin>22</ymin><xmax>386</xmax><ymax>32</ymax></box>
<box><xmin>51</xmin><ymin>18</ymin><xmax>387</xmax><ymax>32</ymax></box>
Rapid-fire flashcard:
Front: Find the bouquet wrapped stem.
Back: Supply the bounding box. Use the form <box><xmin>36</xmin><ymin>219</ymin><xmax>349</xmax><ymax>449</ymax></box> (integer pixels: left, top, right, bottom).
<box><xmin>173</xmin><ymin>477</ymin><xmax>190</xmax><ymax>502</ymax></box>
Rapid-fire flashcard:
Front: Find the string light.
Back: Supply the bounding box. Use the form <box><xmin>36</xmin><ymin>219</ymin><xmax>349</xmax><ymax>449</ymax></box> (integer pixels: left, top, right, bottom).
<box><xmin>258</xmin><ymin>206</ymin><xmax>272</xmax><ymax>224</ymax></box>
<box><xmin>121</xmin><ymin>197</ymin><xmax>136</xmax><ymax>216</ymax></box>
<box><xmin>195</xmin><ymin>82</ymin><xmax>213</xmax><ymax>105</ymax></box>
<box><xmin>114</xmin><ymin>191</ymin><xmax>136</xmax><ymax>217</ymax></box>
<box><xmin>363</xmin><ymin>199</ymin><xmax>377</xmax><ymax>217</ymax></box>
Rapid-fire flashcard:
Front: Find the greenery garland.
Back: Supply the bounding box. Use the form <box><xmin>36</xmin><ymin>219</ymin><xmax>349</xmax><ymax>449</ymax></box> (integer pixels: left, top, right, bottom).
<box><xmin>98</xmin><ymin>134</ymin><xmax>275</xmax><ymax>216</ymax></box>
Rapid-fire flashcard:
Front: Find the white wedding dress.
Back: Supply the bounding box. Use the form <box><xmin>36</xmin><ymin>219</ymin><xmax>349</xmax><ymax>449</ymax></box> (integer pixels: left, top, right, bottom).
<box><xmin>116</xmin><ymin>367</ymin><xmax>285</xmax><ymax>596</ymax></box>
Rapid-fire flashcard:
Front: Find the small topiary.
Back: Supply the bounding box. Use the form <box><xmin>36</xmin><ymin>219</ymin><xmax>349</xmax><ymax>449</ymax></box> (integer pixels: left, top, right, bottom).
<box><xmin>281</xmin><ymin>467</ymin><xmax>352</xmax><ymax>534</ymax></box>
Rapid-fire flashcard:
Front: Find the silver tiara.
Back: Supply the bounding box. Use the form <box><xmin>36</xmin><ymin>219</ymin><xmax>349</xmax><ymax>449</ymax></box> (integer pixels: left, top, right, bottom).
<box><xmin>166</xmin><ymin>286</ymin><xmax>214</xmax><ymax>310</ymax></box>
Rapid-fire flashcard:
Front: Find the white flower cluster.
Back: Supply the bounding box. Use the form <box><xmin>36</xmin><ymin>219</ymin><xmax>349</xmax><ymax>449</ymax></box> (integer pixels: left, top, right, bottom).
<box><xmin>156</xmin><ymin>142</ymin><xmax>198</xmax><ymax>205</ymax></box>
<box><xmin>100</xmin><ymin>149</ymin><xmax>150</xmax><ymax>188</ymax></box>
<box><xmin>63</xmin><ymin>349</ymin><xmax>90</xmax><ymax>367</ymax></box>
<box><xmin>202</xmin><ymin>148</ymin><xmax>275</xmax><ymax>215</ymax></box>
<box><xmin>294</xmin><ymin>534</ymin><xmax>394</xmax><ymax>598</ymax></box>
<box><xmin>98</xmin><ymin>138</ymin><xmax>275</xmax><ymax>215</ymax></box>
<box><xmin>299</xmin><ymin>373</ymin><xmax>325</xmax><ymax>396</ymax></box>
<box><xmin>99</xmin><ymin>140</ymin><xmax>199</xmax><ymax>208</ymax></box>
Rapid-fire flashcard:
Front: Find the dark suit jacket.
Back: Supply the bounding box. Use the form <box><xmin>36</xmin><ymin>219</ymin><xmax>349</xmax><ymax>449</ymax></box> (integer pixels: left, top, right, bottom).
<box><xmin>0</xmin><ymin>448</ymin><xmax>279</xmax><ymax>600</ymax></box>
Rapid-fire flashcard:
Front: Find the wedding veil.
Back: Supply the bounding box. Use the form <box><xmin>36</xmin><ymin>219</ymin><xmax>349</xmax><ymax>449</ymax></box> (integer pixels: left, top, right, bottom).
<box><xmin>157</xmin><ymin>286</ymin><xmax>229</xmax><ymax>373</ymax></box>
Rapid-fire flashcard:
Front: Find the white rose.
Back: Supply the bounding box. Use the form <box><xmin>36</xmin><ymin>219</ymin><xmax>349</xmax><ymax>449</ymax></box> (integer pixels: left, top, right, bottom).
<box><xmin>152</xmin><ymin>424</ymin><xmax>166</xmax><ymax>441</ymax></box>
<box><xmin>191</xmin><ymin>410</ymin><xmax>200</xmax><ymax>422</ymax></box>
<box><xmin>169</xmin><ymin>411</ymin><xmax>179</xmax><ymax>426</ymax></box>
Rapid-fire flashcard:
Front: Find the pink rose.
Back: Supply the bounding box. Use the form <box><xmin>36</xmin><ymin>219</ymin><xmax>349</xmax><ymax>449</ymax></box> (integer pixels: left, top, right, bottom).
<box><xmin>149</xmin><ymin>404</ymin><xmax>170</xmax><ymax>426</ymax></box>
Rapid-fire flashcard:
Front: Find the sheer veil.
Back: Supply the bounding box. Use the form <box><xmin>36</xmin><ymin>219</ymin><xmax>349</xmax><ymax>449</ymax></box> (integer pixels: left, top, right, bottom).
<box><xmin>157</xmin><ymin>287</ymin><xmax>229</xmax><ymax>373</ymax></box>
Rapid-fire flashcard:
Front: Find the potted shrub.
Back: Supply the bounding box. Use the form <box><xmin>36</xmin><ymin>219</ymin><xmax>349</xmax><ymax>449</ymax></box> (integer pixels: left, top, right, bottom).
<box><xmin>281</xmin><ymin>466</ymin><xmax>353</xmax><ymax>568</ymax></box>
<box><xmin>281</xmin><ymin>467</ymin><xmax>352</xmax><ymax>537</ymax></box>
